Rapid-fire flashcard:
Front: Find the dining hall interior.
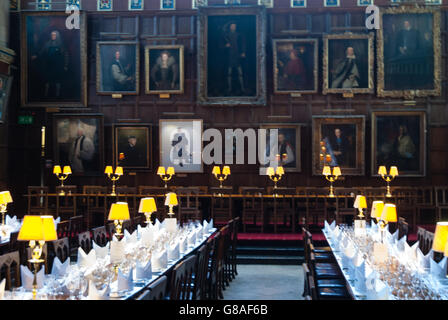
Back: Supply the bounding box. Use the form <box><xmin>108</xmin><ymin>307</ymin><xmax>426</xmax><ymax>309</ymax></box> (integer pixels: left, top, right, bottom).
<box><xmin>1</xmin><ymin>0</ymin><xmax>448</xmax><ymax>303</ymax></box>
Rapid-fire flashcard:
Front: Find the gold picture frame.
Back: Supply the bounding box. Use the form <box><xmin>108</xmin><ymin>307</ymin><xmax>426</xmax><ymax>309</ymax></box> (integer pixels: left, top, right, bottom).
<box><xmin>323</xmin><ymin>33</ymin><xmax>374</xmax><ymax>95</ymax></box>
<box><xmin>377</xmin><ymin>7</ymin><xmax>441</xmax><ymax>98</ymax></box>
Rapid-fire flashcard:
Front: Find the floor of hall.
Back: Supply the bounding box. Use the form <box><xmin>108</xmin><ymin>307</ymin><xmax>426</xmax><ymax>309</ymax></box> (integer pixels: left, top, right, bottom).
<box><xmin>223</xmin><ymin>264</ymin><xmax>304</xmax><ymax>300</ymax></box>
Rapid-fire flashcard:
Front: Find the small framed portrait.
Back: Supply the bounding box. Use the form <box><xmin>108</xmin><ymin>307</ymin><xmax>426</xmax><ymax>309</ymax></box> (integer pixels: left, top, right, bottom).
<box><xmin>192</xmin><ymin>0</ymin><xmax>208</xmax><ymax>9</ymax></box>
<box><xmin>98</xmin><ymin>0</ymin><xmax>113</xmax><ymax>11</ymax></box>
<box><xmin>291</xmin><ymin>0</ymin><xmax>306</xmax><ymax>7</ymax></box>
<box><xmin>53</xmin><ymin>114</ymin><xmax>104</xmax><ymax>175</ymax></box>
<box><xmin>357</xmin><ymin>0</ymin><xmax>372</xmax><ymax>5</ymax></box>
<box><xmin>197</xmin><ymin>6</ymin><xmax>267</xmax><ymax>106</ymax></box>
<box><xmin>96</xmin><ymin>41</ymin><xmax>139</xmax><ymax>95</ymax></box>
<box><xmin>159</xmin><ymin>119</ymin><xmax>203</xmax><ymax>173</ymax></box>
<box><xmin>259</xmin><ymin>124</ymin><xmax>301</xmax><ymax>174</ymax></box>
<box><xmin>377</xmin><ymin>7</ymin><xmax>441</xmax><ymax>98</ymax></box>
<box><xmin>323</xmin><ymin>33</ymin><xmax>374</xmax><ymax>95</ymax></box>
<box><xmin>20</xmin><ymin>11</ymin><xmax>87</xmax><ymax>108</ymax></box>
<box><xmin>273</xmin><ymin>39</ymin><xmax>318</xmax><ymax>94</ymax></box>
<box><xmin>161</xmin><ymin>0</ymin><xmax>175</xmax><ymax>10</ymax></box>
<box><xmin>312</xmin><ymin>116</ymin><xmax>365</xmax><ymax>176</ymax></box>
<box><xmin>129</xmin><ymin>0</ymin><xmax>143</xmax><ymax>10</ymax></box>
<box><xmin>113</xmin><ymin>124</ymin><xmax>152</xmax><ymax>171</ymax></box>
<box><xmin>145</xmin><ymin>45</ymin><xmax>184</xmax><ymax>95</ymax></box>
<box><xmin>67</xmin><ymin>0</ymin><xmax>81</xmax><ymax>8</ymax></box>
<box><xmin>258</xmin><ymin>0</ymin><xmax>273</xmax><ymax>8</ymax></box>
<box><xmin>37</xmin><ymin>0</ymin><xmax>51</xmax><ymax>10</ymax></box>
<box><xmin>371</xmin><ymin>111</ymin><xmax>426</xmax><ymax>177</ymax></box>
<box><xmin>0</xmin><ymin>75</ymin><xmax>13</xmax><ymax>124</ymax></box>
<box><xmin>324</xmin><ymin>0</ymin><xmax>339</xmax><ymax>6</ymax></box>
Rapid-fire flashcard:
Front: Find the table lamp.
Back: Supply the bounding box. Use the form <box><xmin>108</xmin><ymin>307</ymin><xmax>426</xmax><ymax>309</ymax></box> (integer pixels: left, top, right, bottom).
<box><xmin>354</xmin><ymin>195</ymin><xmax>367</xmax><ymax>218</ymax></box>
<box><xmin>432</xmin><ymin>222</ymin><xmax>448</xmax><ymax>262</ymax></box>
<box><xmin>18</xmin><ymin>215</ymin><xmax>57</xmax><ymax>300</ymax></box>
<box><xmin>157</xmin><ymin>166</ymin><xmax>175</xmax><ymax>188</ymax></box>
<box><xmin>165</xmin><ymin>192</ymin><xmax>178</xmax><ymax>217</ymax></box>
<box><xmin>0</xmin><ymin>191</ymin><xmax>13</xmax><ymax>228</ymax></box>
<box><xmin>139</xmin><ymin>197</ymin><xmax>157</xmax><ymax>225</ymax></box>
<box><xmin>108</xmin><ymin>202</ymin><xmax>130</xmax><ymax>241</ymax></box>
<box><xmin>370</xmin><ymin>201</ymin><xmax>385</xmax><ymax>223</ymax></box>
<box><xmin>53</xmin><ymin>165</ymin><xmax>72</xmax><ymax>195</ymax></box>
<box><xmin>105</xmin><ymin>166</ymin><xmax>123</xmax><ymax>196</ymax></box>
<box><xmin>379</xmin><ymin>203</ymin><xmax>397</xmax><ymax>243</ymax></box>
<box><xmin>378</xmin><ymin>166</ymin><xmax>398</xmax><ymax>198</ymax></box>
<box><xmin>322</xmin><ymin>166</ymin><xmax>341</xmax><ymax>197</ymax></box>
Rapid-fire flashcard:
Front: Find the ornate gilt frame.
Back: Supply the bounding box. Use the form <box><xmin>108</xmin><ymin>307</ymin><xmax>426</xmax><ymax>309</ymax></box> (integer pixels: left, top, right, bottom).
<box><xmin>312</xmin><ymin>116</ymin><xmax>366</xmax><ymax>176</ymax></box>
<box><xmin>323</xmin><ymin>33</ymin><xmax>374</xmax><ymax>95</ymax></box>
<box><xmin>377</xmin><ymin>7</ymin><xmax>441</xmax><ymax>98</ymax></box>
<box><xmin>145</xmin><ymin>45</ymin><xmax>184</xmax><ymax>95</ymax></box>
<box><xmin>273</xmin><ymin>39</ymin><xmax>318</xmax><ymax>95</ymax></box>
<box><xmin>20</xmin><ymin>11</ymin><xmax>87</xmax><ymax>108</ymax></box>
<box><xmin>197</xmin><ymin>6</ymin><xmax>267</xmax><ymax>106</ymax></box>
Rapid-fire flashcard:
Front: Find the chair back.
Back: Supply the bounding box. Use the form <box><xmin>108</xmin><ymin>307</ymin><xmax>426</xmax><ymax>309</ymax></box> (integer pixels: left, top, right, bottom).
<box><xmin>51</xmin><ymin>237</ymin><xmax>70</xmax><ymax>264</ymax></box>
<box><xmin>193</xmin><ymin>244</ymin><xmax>209</xmax><ymax>300</ymax></box>
<box><xmin>0</xmin><ymin>251</ymin><xmax>21</xmax><ymax>290</ymax></box>
<box><xmin>398</xmin><ymin>217</ymin><xmax>409</xmax><ymax>240</ymax></box>
<box><xmin>138</xmin><ymin>186</ymin><xmax>167</xmax><ymax>195</ymax></box>
<box><xmin>83</xmin><ymin>186</ymin><xmax>107</xmax><ymax>194</ymax></box>
<box><xmin>57</xmin><ymin>220</ymin><xmax>70</xmax><ymax>239</ymax></box>
<box><xmin>27</xmin><ymin>186</ymin><xmax>49</xmax><ymax>214</ymax></box>
<box><xmin>92</xmin><ymin>226</ymin><xmax>108</xmax><ymax>247</ymax></box>
<box><xmin>417</xmin><ymin>226</ymin><xmax>426</xmax><ymax>252</ymax></box>
<box><xmin>136</xmin><ymin>275</ymin><xmax>168</xmax><ymax>300</ymax></box>
<box><xmin>170</xmin><ymin>254</ymin><xmax>197</xmax><ymax>300</ymax></box>
<box><xmin>78</xmin><ymin>231</ymin><xmax>92</xmax><ymax>253</ymax></box>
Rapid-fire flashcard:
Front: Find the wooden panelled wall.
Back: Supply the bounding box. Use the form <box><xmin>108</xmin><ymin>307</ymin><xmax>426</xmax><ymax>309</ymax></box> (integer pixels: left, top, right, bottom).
<box><xmin>3</xmin><ymin>0</ymin><xmax>448</xmax><ymax>214</ymax></box>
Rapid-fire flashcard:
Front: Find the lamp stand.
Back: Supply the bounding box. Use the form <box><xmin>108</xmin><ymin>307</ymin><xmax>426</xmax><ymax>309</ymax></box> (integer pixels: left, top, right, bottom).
<box><xmin>107</xmin><ymin>174</ymin><xmax>120</xmax><ymax>196</ymax></box>
<box><xmin>214</xmin><ymin>174</ymin><xmax>228</xmax><ymax>197</ymax></box>
<box><xmin>168</xmin><ymin>205</ymin><xmax>175</xmax><ymax>217</ymax></box>
<box><xmin>28</xmin><ymin>240</ymin><xmax>45</xmax><ymax>300</ymax></box>
<box><xmin>357</xmin><ymin>208</ymin><xmax>365</xmax><ymax>219</ymax></box>
<box><xmin>160</xmin><ymin>174</ymin><xmax>173</xmax><ymax>189</ymax></box>
<box><xmin>113</xmin><ymin>220</ymin><xmax>124</xmax><ymax>241</ymax></box>
<box><xmin>268</xmin><ymin>175</ymin><xmax>282</xmax><ymax>197</ymax></box>
<box><xmin>144</xmin><ymin>212</ymin><xmax>153</xmax><ymax>225</ymax></box>
<box><xmin>57</xmin><ymin>174</ymin><xmax>69</xmax><ymax>195</ymax></box>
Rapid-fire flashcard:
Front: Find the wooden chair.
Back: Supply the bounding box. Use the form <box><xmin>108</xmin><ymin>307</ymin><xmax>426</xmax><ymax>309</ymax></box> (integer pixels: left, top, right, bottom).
<box><xmin>193</xmin><ymin>243</ymin><xmax>210</xmax><ymax>300</ymax></box>
<box><xmin>55</xmin><ymin>185</ymin><xmax>78</xmax><ymax>220</ymax></box>
<box><xmin>334</xmin><ymin>188</ymin><xmax>358</xmax><ymax>226</ymax></box>
<box><xmin>56</xmin><ymin>220</ymin><xmax>70</xmax><ymax>239</ymax></box>
<box><xmin>215</xmin><ymin>225</ymin><xmax>229</xmax><ymax>298</ymax></box>
<box><xmin>239</xmin><ymin>187</ymin><xmax>264</xmax><ymax>233</ymax></box>
<box><xmin>170</xmin><ymin>255</ymin><xmax>197</xmax><ymax>300</ymax></box>
<box><xmin>295</xmin><ymin>187</ymin><xmax>308</xmax><ymax>228</ymax></box>
<box><xmin>92</xmin><ymin>226</ymin><xmax>108</xmax><ymax>247</ymax></box>
<box><xmin>230</xmin><ymin>217</ymin><xmax>239</xmax><ymax>279</ymax></box>
<box><xmin>435</xmin><ymin>187</ymin><xmax>448</xmax><ymax>221</ymax></box>
<box><xmin>176</xmin><ymin>187</ymin><xmax>202</xmax><ymax>224</ymax></box>
<box><xmin>206</xmin><ymin>232</ymin><xmax>220</xmax><ymax>300</ymax></box>
<box><xmin>268</xmin><ymin>187</ymin><xmax>296</xmax><ymax>233</ymax></box>
<box><xmin>50</xmin><ymin>238</ymin><xmax>70</xmax><ymax>264</ymax></box>
<box><xmin>210</xmin><ymin>187</ymin><xmax>233</xmax><ymax>227</ymax></box>
<box><xmin>133</xmin><ymin>215</ymin><xmax>143</xmax><ymax>230</ymax></box>
<box><xmin>305</xmin><ymin>188</ymin><xmax>330</xmax><ymax>228</ymax></box>
<box><xmin>398</xmin><ymin>217</ymin><xmax>409</xmax><ymax>240</ymax></box>
<box><xmin>415</xmin><ymin>187</ymin><xmax>436</xmax><ymax>226</ymax></box>
<box><xmin>106</xmin><ymin>222</ymin><xmax>115</xmax><ymax>240</ymax></box>
<box><xmin>78</xmin><ymin>231</ymin><xmax>92</xmax><ymax>253</ymax></box>
<box><xmin>424</xmin><ymin>231</ymin><xmax>434</xmax><ymax>255</ymax></box>
<box><xmin>136</xmin><ymin>276</ymin><xmax>168</xmax><ymax>300</ymax></box>
<box><xmin>68</xmin><ymin>216</ymin><xmax>85</xmax><ymax>258</ymax></box>
<box><xmin>417</xmin><ymin>226</ymin><xmax>426</xmax><ymax>252</ymax></box>
<box><xmin>0</xmin><ymin>251</ymin><xmax>21</xmax><ymax>290</ymax></box>
<box><xmin>27</xmin><ymin>186</ymin><xmax>49</xmax><ymax>215</ymax></box>
<box><xmin>393</xmin><ymin>187</ymin><xmax>417</xmax><ymax>232</ymax></box>
<box><xmin>83</xmin><ymin>186</ymin><xmax>107</xmax><ymax>229</ymax></box>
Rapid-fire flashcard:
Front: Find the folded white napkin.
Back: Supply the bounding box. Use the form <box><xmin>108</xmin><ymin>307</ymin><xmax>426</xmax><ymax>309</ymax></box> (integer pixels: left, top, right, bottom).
<box><xmin>370</xmin><ymin>279</ymin><xmax>389</xmax><ymax>300</ymax></box>
<box><xmin>6</xmin><ymin>215</ymin><xmax>17</xmax><ymax>226</ymax></box>
<box><xmin>92</xmin><ymin>241</ymin><xmax>109</xmax><ymax>259</ymax></box>
<box><xmin>151</xmin><ymin>250</ymin><xmax>167</xmax><ymax>271</ymax></box>
<box><xmin>354</xmin><ymin>258</ymin><xmax>366</xmax><ymax>293</ymax></box>
<box><xmin>430</xmin><ymin>256</ymin><xmax>447</xmax><ymax>279</ymax></box>
<box><xmin>154</xmin><ymin>219</ymin><xmax>161</xmax><ymax>232</ymax></box>
<box><xmin>332</xmin><ymin>225</ymin><xmax>341</xmax><ymax>240</ymax></box>
<box><xmin>196</xmin><ymin>225</ymin><xmax>203</xmax><ymax>240</ymax></box>
<box><xmin>164</xmin><ymin>218</ymin><xmax>177</xmax><ymax>233</ymax></box>
<box><xmin>135</xmin><ymin>260</ymin><xmax>152</xmax><ymax>281</ymax></box>
<box><xmin>87</xmin><ymin>280</ymin><xmax>110</xmax><ymax>300</ymax></box>
<box><xmin>54</xmin><ymin>217</ymin><xmax>61</xmax><ymax>229</ymax></box>
<box><xmin>324</xmin><ymin>220</ymin><xmax>331</xmax><ymax>232</ymax></box>
<box><xmin>187</xmin><ymin>231</ymin><xmax>196</xmax><ymax>247</ymax></box>
<box><xmin>168</xmin><ymin>242</ymin><xmax>180</xmax><ymax>261</ymax></box>
<box><xmin>329</xmin><ymin>220</ymin><xmax>336</xmax><ymax>230</ymax></box>
<box><xmin>117</xmin><ymin>268</ymin><xmax>134</xmax><ymax>292</ymax></box>
<box><xmin>51</xmin><ymin>256</ymin><xmax>70</xmax><ymax>277</ymax></box>
<box><xmin>405</xmin><ymin>241</ymin><xmax>419</xmax><ymax>262</ymax></box>
<box><xmin>203</xmin><ymin>220</ymin><xmax>209</xmax><ymax>233</ymax></box>
<box><xmin>20</xmin><ymin>265</ymin><xmax>45</xmax><ymax>290</ymax></box>
<box><xmin>110</xmin><ymin>238</ymin><xmax>125</xmax><ymax>264</ymax></box>
<box><xmin>77</xmin><ymin>247</ymin><xmax>97</xmax><ymax>269</ymax></box>
<box><xmin>342</xmin><ymin>242</ymin><xmax>356</xmax><ymax>268</ymax></box>
<box><xmin>396</xmin><ymin>235</ymin><xmax>407</xmax><ymax>252</ymax></box>
<box><xmin>179</xmin><ymin>237</ymin><xmax>188</xmax><ymax>254</ymax></box>
<box><xmin>124</xmin><ymin>229</ymin><xmax>138</xmax><ymax>244</ymax></box>
<box><xmin>209</xmin><ymin>219</ymin><xmax>214</xmax><ymax>230</ymax></box>
<box><xmin>417</xmin><ymin>248</ymin><xmax>433</xmax><ymax>270</ymax></box>
<box><xmin>0</xmin><ymin>278</ymin><xmax>5</xmax><ymax>300</ymax></box>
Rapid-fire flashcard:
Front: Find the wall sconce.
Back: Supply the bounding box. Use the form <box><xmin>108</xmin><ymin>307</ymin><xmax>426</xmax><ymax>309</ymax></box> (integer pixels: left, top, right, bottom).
<box><xmin>212</xmin><ymin>166</ymin><xmax>231</xmax><ymax>189</ymax></box>
<box><xmin>157</xmin><ymin>166</ymin><xmax>175</xmax><ymax>189</ymax></box>
<box><xmin>378</xmin><ymin>166</ymin><xmax>398</xmax><ymax>198</ymax></box>
<box><xmin>105</xmin><ymin>166</ymin><xmax>123</xmax><ymax>196</ymax></box>
<box><xmin>53</xmin><ymin>165</ymin><xmax>72</xmax><ymax>195</ymax></box>
<box><xmin>322</xmin><ymin>166</ymin><xmax>341</xmax><ymax>198</ymax></box>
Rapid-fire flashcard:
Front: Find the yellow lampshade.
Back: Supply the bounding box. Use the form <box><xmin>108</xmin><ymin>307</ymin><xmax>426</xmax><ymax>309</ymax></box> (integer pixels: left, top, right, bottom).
<box><xmin>370</xmin><ymin>201</ymin><xmax>384</xmax><ymax>220</ymax></box>
<box><xmin>378</xmin><ymin>166</ymin><xmax>387</xmax><ymax>176</ymax></box>
<box><xmin>63</xmin><ymin>166</ymin><xmax>72</xmax><ymax>175</ymax></box>
<box><xmin>432</xmin><ymin>222</ymin><xmax>448</xmax><ymax>253</ymax></box>
<box><xmin>322</xmin><ymin>166</ymin><xmax>331</xmax><ymax>176</ymax></box>
<box><xmin>108</xmin><ymin>202</ymin><xmax>130</xmax><ymax>221</ymax></box>
<box><xmin>157</xmin><ymin>166</ymin><xmax>165</xmax><ymax>175</ymax></box>
<box><xmin>167</xmin><ymin>167</ymin><xmax>175</xmax><ymax>175</ymax></box>
<box><xmin>105</xmin><ymin>166</ymin><xmax>113</xmax><ymax>175</ymax></box>
<box><xmin>276</xmin><ymin>166</ymin><xmax>284</xmax><ymax>176</ymax></box>
<box><xmin>390</xmin><ymin>166</ymin><xmax>399</xmax><ymax>177</ymax></box>
<box><xmin>53</xmin><ymin>165</ymin><xmax>62</xmax><ymax>175</ymax></box>
<box><xmin>0</xmin><ymin>191</ymin><xmax>13</xmax><ymax>205</ymax></box>
<box><xmin>18</xmin><ymin>215</ymin><xmax>57</xmax><ymax>242</ymax></box>
<box><xmin>354</xmin><ymin>195</ymin><xmax>367</xmax><ymax>209</ymax></box>
<box><xmin>444</xmin><ymin>239</ymin><xmax>448</xmax><ymax>257</ymax></box>
<box><xmin>115</xmin><ymin>166</ymin><xmax>123</xmax><ymax>176</ymax></box>
<box><xmin>212</xmin><ymin>166</ymin><xmax>221</xmax><ymax>175</ymax></box>
<box><xmin>380</xmin><ymin>204</ymin><xmax>397</xmax><ymax>223</ymax></box>
<box><xmin>332</xmin><ymin>167</ymin><xmax>341</xmax><ymax>177</ymax></box>
<box><xmin>266</xmin><ymin>167</ymin><xmax>275</xmax><ymax>176</ymax></box>
<box><xmin>222</xmin><ymin>166</ymin><xmax>231</xmax><ymax>175</ymax></box>
<box><xmin>165</xmin><ymin>192</ymin><xmax>178</xmax><ymax>206</ymax></box>
<box><xmin>139</xmin><ymin>197</ymin><xmax>157</xmax><ymax>213</ymax></box>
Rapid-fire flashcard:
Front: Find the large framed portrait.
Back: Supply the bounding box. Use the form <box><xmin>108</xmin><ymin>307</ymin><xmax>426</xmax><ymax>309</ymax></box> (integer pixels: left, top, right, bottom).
<box><xmin>377</xmin><ymin>7</ymin><xmax>441</xmax><ymax>98</ymax></box>
<box><xmin>312</xmin><ymin>116</ymin><xmax>365</xmax><ymax>176</ymax></box>
<box><xmin>53</xmin><ymin>114</ymin><xmax>104</xmax><ymax>175</ymax></box>
<box><xmin>145</xmin><ymin>45</ymin><xmax>184</xmax><ymax>95</ymax></box>
<box><xmin>113</xmin><ymin>124</ymin><xmax>152</xmax><ymax>171</ymax></box>
<box><xmin>273</xmin><ymin>39</ymin><xmax>318</xmax><ymax>94</ymax></box>
<box><xmin>371</xmin><ymin>111</ymin><xmax>426</xmax><ymax>177</ymax></box>
<box><xmin>197</xmin><ymin>6</ymin><xmax>267</xmax><ymax>106</ymax></box>
<box><xmin>0</xmin><ymin>75</ymin><xmax>13</xmax><ymax>124</ymax></box>
<box><xmin>259</xmin><ymin>124</ymin><xmax>301</xmax><ymax>174</ymax></box>
<box><xmin>159</xmin><ymin>119</ymin><xmax>203</xmax><ymax>173</ymax></box>
<box><xmin>323</xmin><ymin>33</ymin><xmax>374</xmax><ymax>95</ymax></box>
<box><xmin>20</xmin><ymin>12</ymin><xmax>87</xmax><ymax>108</ymax></box>
<box><xmin>96</xmin><ymin>41</ymin><xmax>140</xmax><ymax>95</ymax></box>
